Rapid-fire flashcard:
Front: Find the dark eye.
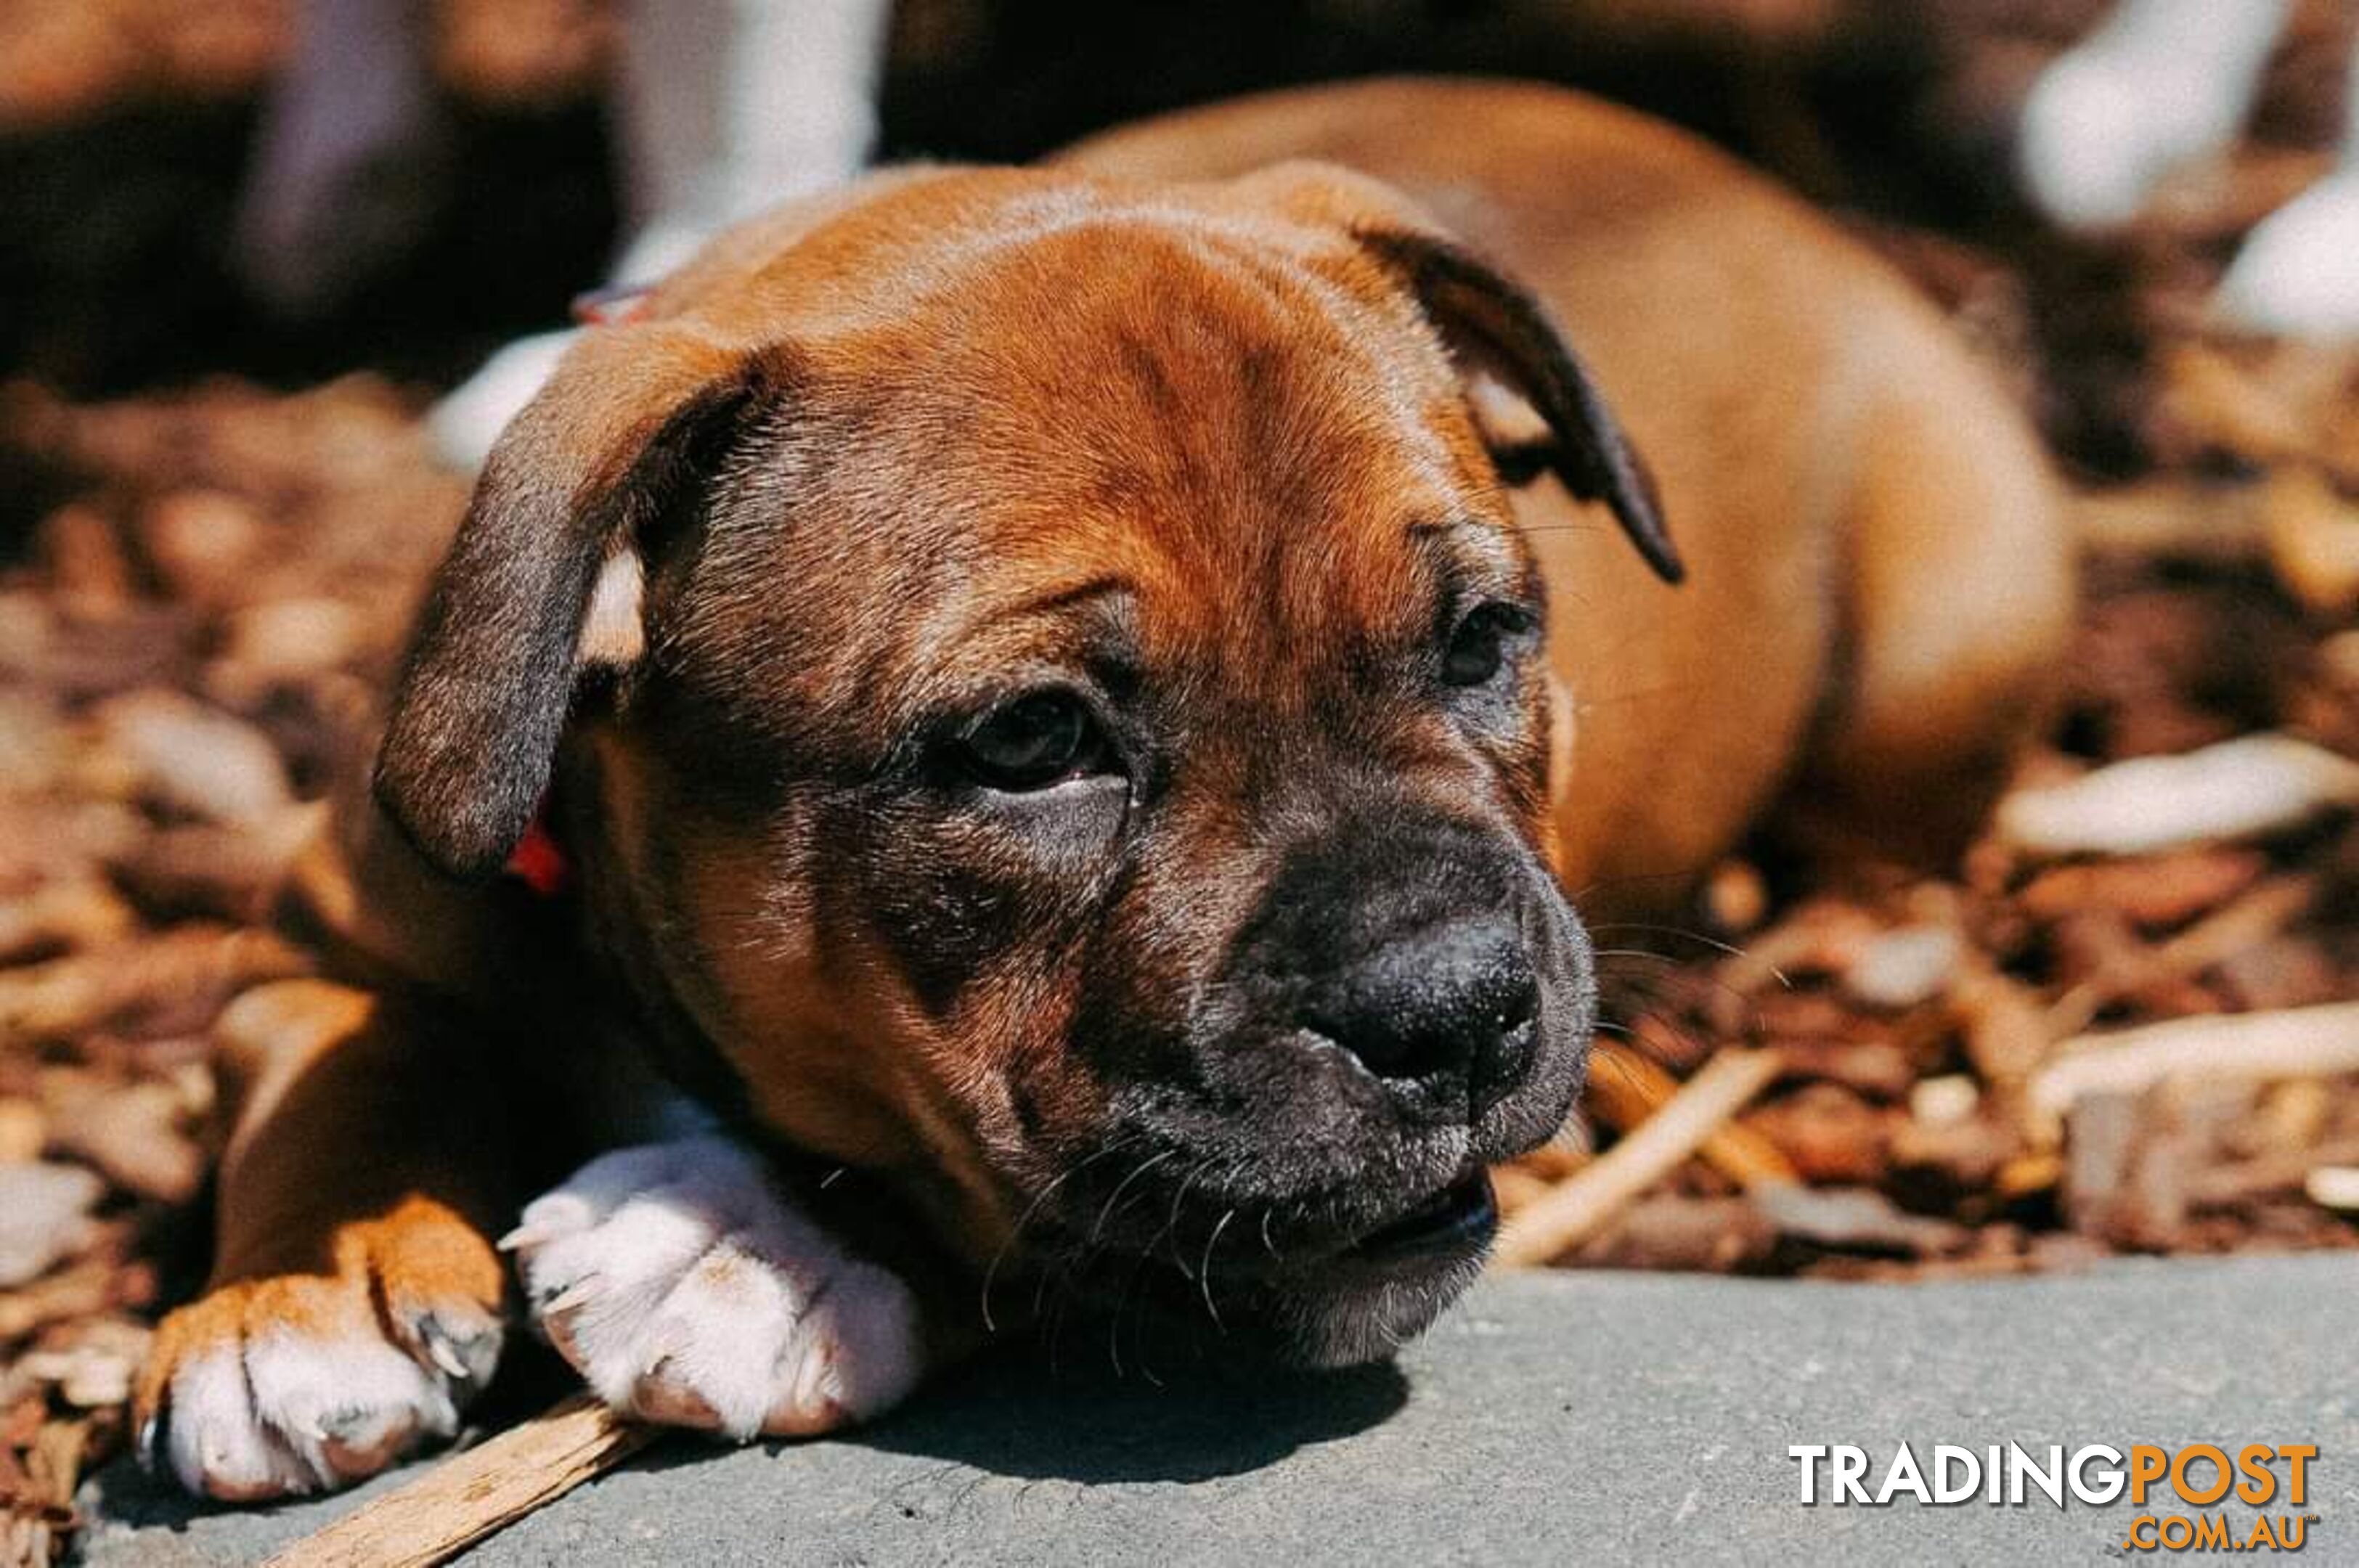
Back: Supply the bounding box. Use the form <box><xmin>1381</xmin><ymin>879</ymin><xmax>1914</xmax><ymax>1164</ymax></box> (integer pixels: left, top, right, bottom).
<box><xmin>958</xmin><ymin>691</ymin><xmax>1110</xmax><ymax>791</ymax></box>
<box><xmin>1441</xmin><ymin>603</ymin><xmax>1532</xmax><ymax>687</ymax></box>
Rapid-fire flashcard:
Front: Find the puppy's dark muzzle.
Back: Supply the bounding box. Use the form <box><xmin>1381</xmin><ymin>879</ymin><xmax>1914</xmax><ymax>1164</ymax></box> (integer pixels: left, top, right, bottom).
<box><xmin>1024</xmin><ymin>805</ymin><xmax>1588</xmax><ymax>1367</ymax></box>
<box><xmin>1295</xmin><ymin>913</ymin><xmax>1540</xmax><ymax>1122</ymax></box>
<box><xmin>1152</xmin><ymin>799</ymin><xmax>1595</xmax><ymax>1192</ymax></box>
<box><xmin>1055</xmin><ymin>803</ymin><xmax>1588</xmax><ymax>1303</ymax></box>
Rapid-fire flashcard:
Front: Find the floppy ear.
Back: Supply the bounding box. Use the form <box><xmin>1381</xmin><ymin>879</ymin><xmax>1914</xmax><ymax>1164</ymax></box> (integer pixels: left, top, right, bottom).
<box><xmin>1356</xmin><ymin>227</ymin><xmax>1682</xmax><ymax>584</ymax></box>
<box><xmin>375</xmin><ymin>326</ymin><xmax>773</xmax><ymax>878</ymax></box>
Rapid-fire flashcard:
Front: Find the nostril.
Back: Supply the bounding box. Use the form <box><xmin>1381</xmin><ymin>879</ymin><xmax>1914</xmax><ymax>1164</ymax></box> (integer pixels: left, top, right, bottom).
<box><xmin>1297</xmin><ymin>1006</ymin><xmax>1399</xmax><ymax>1080</ymax></box>
<box><xmin>1469</xmin><ymin>971</ymin><xmax>1541</xmax><ymax>1119</ymax></box>
<box><xmin>1490</xmin><ymin>967</ymin><xmax>1539</xmax><ymax>1035</ymax></box>
<box><xmin>1295</xmin><ymin>994</ymin><xmax>1401</xmax><ymax>1077</ymax></box>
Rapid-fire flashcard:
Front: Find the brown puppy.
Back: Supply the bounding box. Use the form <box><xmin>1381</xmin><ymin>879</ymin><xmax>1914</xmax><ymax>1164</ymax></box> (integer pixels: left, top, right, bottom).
<box><xmin>136</xmin><ymin>78</ymin><xmax>2069</xmax><ymax>1500</ymax></box>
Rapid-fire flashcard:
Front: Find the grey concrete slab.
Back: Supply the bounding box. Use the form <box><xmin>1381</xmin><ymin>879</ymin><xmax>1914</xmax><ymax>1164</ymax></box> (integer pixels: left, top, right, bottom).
<box><xmin>85</xmin><ymin>1256</ymin><xmax>2358</xmax><ymax>1566</ymax></box>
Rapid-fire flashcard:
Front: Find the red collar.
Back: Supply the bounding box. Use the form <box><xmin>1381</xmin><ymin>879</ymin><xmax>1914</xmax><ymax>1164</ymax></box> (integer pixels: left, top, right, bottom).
<box><xmin>571</xmin><ymin>284</ymin><xmax>653</xmax><ymax>327</ymax></box>
<box><xmin>505</xmin><ymin>811</ymin><xmax>570</xmax><ymax>897</ymax></box>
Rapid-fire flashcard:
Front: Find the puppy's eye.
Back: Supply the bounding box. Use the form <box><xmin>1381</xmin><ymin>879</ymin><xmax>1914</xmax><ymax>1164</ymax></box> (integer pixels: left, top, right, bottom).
<box><xmin>1441</xmin><ymin>603</ymin><xmax>1533</xmax><ymax>687</ymax></box>
<box><xmin>959</xmin><ymin>692</ymin><xmax>1110</xmax><ymax>791</ymax></box>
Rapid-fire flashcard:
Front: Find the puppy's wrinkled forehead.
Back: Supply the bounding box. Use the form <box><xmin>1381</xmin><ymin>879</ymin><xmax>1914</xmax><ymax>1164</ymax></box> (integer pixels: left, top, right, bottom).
<box><xmin>373</xmin><ymin>165</ymin><xmax>1666</xmax><ymax>879</ymax></box>
<box><xmin>678</xmin><ymin>193</ymin><xmax>1514</xmax><ymax>730</ymax></box>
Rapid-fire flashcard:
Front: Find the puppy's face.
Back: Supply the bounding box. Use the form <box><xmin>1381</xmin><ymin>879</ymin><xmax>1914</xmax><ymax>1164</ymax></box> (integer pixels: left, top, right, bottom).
<box><xmin>379</xmin><ymin>168</ymin><xmax>1673</xmax><ymax>1365</ymax></box>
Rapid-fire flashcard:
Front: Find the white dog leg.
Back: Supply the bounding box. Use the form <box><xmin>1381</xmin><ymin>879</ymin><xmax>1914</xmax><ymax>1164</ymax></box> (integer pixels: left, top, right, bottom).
<box><xmin>2215</xmin><ymin>40</ymin><xmax>2359</xmax><ymax>340</ymax></box>
<box><xmin>2018</xmin><ymin>0</ymin><xmax>2296</xmax><ymax>229</ymax></box>
<box><xmin>612</xmin><ymin>0</ymin><xmax>893</xmax><ymax>283</ymax></box>
<box><xmin>428</xmin><ymin>0</ymin><xmax>894</xmax><ymax>471</ymax></box>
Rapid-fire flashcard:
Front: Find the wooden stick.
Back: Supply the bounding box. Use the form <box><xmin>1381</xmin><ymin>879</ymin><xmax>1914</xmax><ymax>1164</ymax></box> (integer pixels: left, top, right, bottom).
<box><xmin>2041</xmin><ymin>874</ymin><xmax>2318</xmax><ymax>1038</ymax></box>
<box><xmin>2305</xmin><ymin>1167</ymin><xmax>2359</xmax><ymax>1213</ymax></box>
<box><xmin>2071</xmin><ymin>481</ymin><xmax>2268</xmax><ymax>565</ymax></box>
<box><xmin>1584</xmin><ymin>1040</ymin><xmax>1798</xmax><ymax>1190</ymax></box>
<box><xmin>1494</xmin><ymin>1048</ymin><xmax>1786</xmax><ymax>1267</ymax></box>
<box><xmin>2028</xmin><ymin>1002</ymin><xmax>2359</xmax><ymax>1143</ymax></box>
<box><xmin>2186</xmin><ymin>1138</ymin><xmax>2359</xmax><ymax>1209</ymax></box>
<box><xmin>264</xmin><ymin>1397</ymin><xmax>657</xmax><ymax>1568</ymax></box>
<box><xmin>1995</xmin><ymin>735</ymin><xmax>2359</xmax><ymax>859</ymax></box>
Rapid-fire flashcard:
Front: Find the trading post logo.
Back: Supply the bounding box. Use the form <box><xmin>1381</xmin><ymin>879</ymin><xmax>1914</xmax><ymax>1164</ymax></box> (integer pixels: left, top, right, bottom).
<box><xmin>1788</xmin><ymin>1442</ymin><xmax>2321</xmax><ymax>1553</ymax></box>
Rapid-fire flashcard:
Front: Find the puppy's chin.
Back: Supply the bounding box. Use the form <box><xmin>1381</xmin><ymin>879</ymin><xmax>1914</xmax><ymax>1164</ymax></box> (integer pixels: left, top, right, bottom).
<box><xmin>1244</xmin><ymin>1247</ymin><xmax>1494</xmax><ymax>1368</ymax></box>
<box><xmin>1030</xmin><ymin>1173</ymin><xmax>1502</xmax><ymax>1371</ymax></box>
<box><xmin>1040</xmin><ymin>1245</ymin><xmax>1492</xmax><ymax>1372</ymax></box>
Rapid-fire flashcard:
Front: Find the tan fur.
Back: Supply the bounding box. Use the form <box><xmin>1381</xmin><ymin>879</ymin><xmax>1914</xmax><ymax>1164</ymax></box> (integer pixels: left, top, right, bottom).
<box><xmin>1058</xmin><ymin>80</ymin><xmax>2071</xmax><ymax>898</ymax></box>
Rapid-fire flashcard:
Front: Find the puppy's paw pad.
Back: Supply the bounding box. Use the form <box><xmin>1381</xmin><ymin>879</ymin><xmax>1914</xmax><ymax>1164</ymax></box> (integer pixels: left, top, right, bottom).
<box><xmin>508</xmin><ymin>1135</ymin><xmax>921</xmax><ymax>1440</ymax></box>
<box><xmin>135</xmin><ymin>1201</ymin><xmax>505</xmax><ymax>1501</ymax></box>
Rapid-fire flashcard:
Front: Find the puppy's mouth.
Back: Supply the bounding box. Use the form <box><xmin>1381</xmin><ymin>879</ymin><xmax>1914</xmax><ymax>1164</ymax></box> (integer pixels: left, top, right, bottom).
<box><xmin>1343</xmin><ymin>1170</ymin><xmax>1497</xmax><ymax>1263</ymax></box>
<box><xmin>1026</xmin><ymin>1158</ymin><xmax>1501</xmax><ymax>1288</ymax></box>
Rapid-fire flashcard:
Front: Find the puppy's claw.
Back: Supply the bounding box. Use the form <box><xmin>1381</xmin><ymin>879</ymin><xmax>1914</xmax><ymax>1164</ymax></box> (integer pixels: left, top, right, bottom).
<box><xmin>415</xmin><ymin>1312</ymin><xmax>499</xmax><ymax>1384</ymax></box>
<box><xmin>135</xmin><ymin>1199</ymin><xmax>508</xmax><ymax>1501</ymax></box>
<box><xmin>495</xmin><ymin>1221</ymin><xmax>553</xmax><ymax>1254</ymax></box>
<box><xmin>315</xmin><ymin>1403</ymin><xmax>423</xmax><ymax>1474</ymax></box>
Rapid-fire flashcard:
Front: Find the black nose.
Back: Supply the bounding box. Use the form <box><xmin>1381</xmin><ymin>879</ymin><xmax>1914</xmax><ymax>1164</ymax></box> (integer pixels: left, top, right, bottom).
<box><xmin>1297</xmin><ymin>915</ymin><xmax>1540</xmax><ymax>1117</ymax></box>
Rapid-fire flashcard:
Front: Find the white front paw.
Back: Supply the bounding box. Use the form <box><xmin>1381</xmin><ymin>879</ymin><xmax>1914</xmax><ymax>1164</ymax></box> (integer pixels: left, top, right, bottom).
<box><xmin>504</xmin><ymin>1135</ymin><xmax>923</xmax><ymax>1440</ymax></box>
